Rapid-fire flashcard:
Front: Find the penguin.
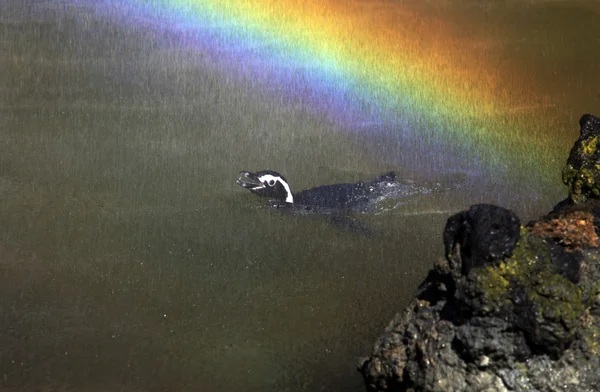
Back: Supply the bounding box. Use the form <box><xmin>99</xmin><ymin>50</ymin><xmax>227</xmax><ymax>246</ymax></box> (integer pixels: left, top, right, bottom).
<box><xmin>236</xmin><ymin>170</ymin><xmax>400</xmax><ymax>212</ymax></box>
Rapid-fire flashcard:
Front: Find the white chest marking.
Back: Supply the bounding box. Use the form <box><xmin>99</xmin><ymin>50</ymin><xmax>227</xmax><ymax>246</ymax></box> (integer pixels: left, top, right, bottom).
<box><xmin>257</xmin><ymin>174</ymin><xmax>294</xmax><ymax>203</ymax></box>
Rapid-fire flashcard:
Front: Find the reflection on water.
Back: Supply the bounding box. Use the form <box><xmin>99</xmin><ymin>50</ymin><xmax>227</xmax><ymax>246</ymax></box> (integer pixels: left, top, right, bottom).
<box><xmin>1</xmin><ymin>1</ymin><xmax>599</xmax><ymax>391</ymax></box>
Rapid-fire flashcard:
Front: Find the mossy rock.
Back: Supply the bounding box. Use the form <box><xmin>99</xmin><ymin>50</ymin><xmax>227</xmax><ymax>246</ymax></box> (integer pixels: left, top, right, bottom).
<box><xmin>563</xmin><ymin>114</ymin><xmax>600</xmax><ymax>203</ymax></box>
<box><xmin>473</xmin><ymin>229</ymin><xmax>584</xmax><ymax>357</ymax></box>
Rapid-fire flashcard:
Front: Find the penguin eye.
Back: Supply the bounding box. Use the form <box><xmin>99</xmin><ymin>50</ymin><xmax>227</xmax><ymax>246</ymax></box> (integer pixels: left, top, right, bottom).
<box><xmin>268</xmin><ymin>179</ymin><xmax>276</xmax><ymax>187</ymax></box>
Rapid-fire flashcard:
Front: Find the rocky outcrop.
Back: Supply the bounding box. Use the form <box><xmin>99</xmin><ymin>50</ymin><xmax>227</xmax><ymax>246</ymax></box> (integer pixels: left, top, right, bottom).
<box><xmin>563</xmin><ymin>114</ymin><xmax>600</xmax><ymax>203</ymax></box>
<box><xmin>358</xmin><ymin>114</ymin><xmax>600</xmax><ymax>392</ymax></box>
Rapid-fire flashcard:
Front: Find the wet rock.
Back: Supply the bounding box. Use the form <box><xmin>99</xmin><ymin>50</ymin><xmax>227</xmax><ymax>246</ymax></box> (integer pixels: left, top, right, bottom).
<box><xmin>453</xmin><ymin>317</ymin><xmax>531</xmax><ymax>365</ymax></box>
<box><xmin>360</xmin><ymin>205</ymin><xmax>600</xmax><ymax>391</ymax></box>
<box><xmin>529</xmin><ymin>209</ymin><xmax>600</xmax><ymax>251</ymax></box>
<box><xmin>563</xmin><ymin>114</ymin><xmax>600</xmax><ymax>203</ymax></box>
<box><xmin>359</xmin><ymin>115</ymin><xmax>600</xmax><ymax>391</ymax></box>
<box><xmin>443</xmin><ymin>204</ymin><xmax>521</xmax><ymax>275</ymax></box>
<box><xmin>359</xmin><ymin>204</ymin><xmax>600</xmax><ymax>392</ymax></box>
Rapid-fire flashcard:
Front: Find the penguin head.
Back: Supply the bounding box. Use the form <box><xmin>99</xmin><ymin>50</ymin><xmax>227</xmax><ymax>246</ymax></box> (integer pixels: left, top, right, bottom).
<box><xmin>236</xmin><ymin>170</ymin><xmax>294</xmax><ymax>203</ymax></box>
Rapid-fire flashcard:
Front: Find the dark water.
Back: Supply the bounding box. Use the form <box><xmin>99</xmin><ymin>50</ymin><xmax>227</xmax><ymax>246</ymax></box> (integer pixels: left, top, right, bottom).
<box><xmin>1</xmin><ymin>1</ymin><xmax>599</xmax><ymax>391</ymax></box>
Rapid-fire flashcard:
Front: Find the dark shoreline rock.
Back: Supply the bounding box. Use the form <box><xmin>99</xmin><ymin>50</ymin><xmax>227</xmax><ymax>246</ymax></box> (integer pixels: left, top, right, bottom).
<box><xmin>359</xmin><ymin>115</ymin><xmax>600</xmax><ymax>391</ymax></box>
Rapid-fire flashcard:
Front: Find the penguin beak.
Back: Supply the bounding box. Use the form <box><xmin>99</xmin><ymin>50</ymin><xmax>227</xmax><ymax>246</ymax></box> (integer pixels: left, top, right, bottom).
<box><xmin>236</xmin><ymin>171</ymin><xmax>265</xmax><ymax>191</ymax></box>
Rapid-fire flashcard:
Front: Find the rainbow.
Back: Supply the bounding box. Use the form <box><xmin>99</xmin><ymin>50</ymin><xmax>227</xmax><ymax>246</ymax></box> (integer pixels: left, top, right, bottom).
<box><xmin>91</xmin><ymin>0</ymin><xmax>567</xmax><ymax>182</ymax></box>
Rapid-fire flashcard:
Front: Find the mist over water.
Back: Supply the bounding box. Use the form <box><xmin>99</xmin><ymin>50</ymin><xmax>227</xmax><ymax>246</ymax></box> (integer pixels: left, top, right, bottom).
<box><xmin>2</xmin><ymin>1</ymin><xmax>599</xmax><ymax>391</ymax></box>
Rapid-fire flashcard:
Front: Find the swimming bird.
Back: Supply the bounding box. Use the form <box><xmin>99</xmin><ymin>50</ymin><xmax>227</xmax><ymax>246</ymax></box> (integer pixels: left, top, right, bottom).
<box><xmin>236</xmin><ymin>170</ymin><xmax>399</xmax><ymax>212</ymax></box>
